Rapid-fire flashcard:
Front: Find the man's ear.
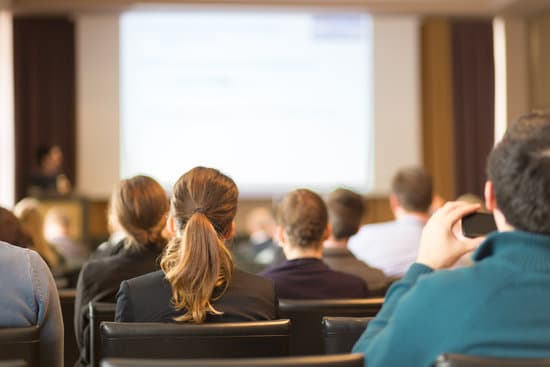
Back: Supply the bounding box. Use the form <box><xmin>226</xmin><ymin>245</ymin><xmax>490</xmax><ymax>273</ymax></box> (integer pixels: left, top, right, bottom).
<box><xmin>322</xmin><ymin>223</ymin><xmax>331</xmax><ymax>242</ymax></box>
<box><xmin>484</xmin><ymin>181</ymin><xmax>497</xmax><ymax>211</ymax></box>
<box><xmin>224</xmin><ymin>221</ymin><xmax>236</xmax><ymax>240</ymax></box>
<box><xmin>275</xmin><ymin>225</ymin><xmax>287</xmax><ymax>247</ymax></box>
<box><xmin>166</xmin><ymin>214</ymin><xmax>177</xmax><ymax>237</ymax></box>
<box><xmin>389</xmin><ymin>193</ymin><xmax>399</xmax><ymax>211</ymax></box>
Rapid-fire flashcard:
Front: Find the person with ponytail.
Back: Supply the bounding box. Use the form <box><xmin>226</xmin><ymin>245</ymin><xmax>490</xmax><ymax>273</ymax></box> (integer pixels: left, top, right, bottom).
<box><xmin>74</xmin><ymin>175</ymin><xmax>169</xmax><ymax>367</ymax></box>
<box><xmin>115</xmin><ymin>167</ymin><xmax>277</xmax><ymax>323</ymax></box>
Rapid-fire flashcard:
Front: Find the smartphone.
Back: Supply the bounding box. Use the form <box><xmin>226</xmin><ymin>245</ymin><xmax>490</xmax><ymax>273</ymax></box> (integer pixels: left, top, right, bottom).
<box><xmin>461</xmin><ymin>212</ymin><xmax>497</xmax><ymax>238</ymax></box>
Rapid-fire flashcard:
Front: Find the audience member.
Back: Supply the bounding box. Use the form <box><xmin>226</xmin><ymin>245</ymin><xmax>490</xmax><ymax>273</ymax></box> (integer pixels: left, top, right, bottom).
<box><xmin>45</xmin><ymin>207</ymin><xmax>90</xmax><ymax>269</ymax></box>
<box><xmin>28</xmin><ymin>145</ymin><xmax>71</xmax><ymax>196</ymax></box>
<box><xmin>353</xmin><ymin>112</ymin><xmax>550</xmax><ymax>367</ymax></box>
<box><xmin>323</xmin><ymin>189</ymin><xmax>388</xmax><ymax>296</ymax></box>
<box><xmin>115</xmin><ymin>167</ymin><xmax>277</xmax><ymax>322</ymax></box>
<box><xmin>235</xmin><ymin>207</ymin><xmax>285</xmax><ymax>272</ymax></box>
<box><xmin>0</xmin><ymin>206</ymin><xmax>33</xmax><ymax>248</ymax></box>
<box><xmin>348</xmin><ymin>166</ymin><xmax>433</xmax><ymax>277</ymax></box>
<box><xmin>14</xmin><ymin>198</ymin><xmax>64</xmax><ymax>273</ymax></box>
<box><xmin>91</xmin><ymin>210</ymin><xmax>126</xmax><ymax>259</ymax></box>
<box><xmin>260</xmin><ymin>189</ymin><xmax>369</xmax><ymax>299</ymax></box>
<box><xmin>74</xmin><ymin>175</ymin><xmax>169</xmax><ymax>367</ymax></box>
<box><xmin>0</xmin><ymin>241</ymin><xmax>63</xmax><ymax>367</ymax></box>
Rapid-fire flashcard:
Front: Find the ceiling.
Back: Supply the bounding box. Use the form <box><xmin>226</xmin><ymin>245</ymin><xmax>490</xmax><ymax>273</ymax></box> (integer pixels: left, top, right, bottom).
<box><xmin>4</xmin><ymin>0</ymin><xmax>550</xmax><ymax>16</ymax></box>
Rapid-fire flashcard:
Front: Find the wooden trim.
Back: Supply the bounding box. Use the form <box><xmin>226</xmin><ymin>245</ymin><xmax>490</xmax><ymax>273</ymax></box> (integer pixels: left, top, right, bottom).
<box><xmin>421</xmin><ymin>19</ymin><xmax>456</xmax><ymax>201</ymax></box>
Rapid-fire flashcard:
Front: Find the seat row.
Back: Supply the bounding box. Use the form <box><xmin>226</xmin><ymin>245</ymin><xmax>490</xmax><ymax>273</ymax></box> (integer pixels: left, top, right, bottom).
<box><xmin>3</xmin><ymin>323</ymin><xmax>550</xmax><ymax>367</ymax></box>
<box><xmin>89</xmin><ymin>298</ymin><xmax>384</xmax><ymax>366</ymax></box>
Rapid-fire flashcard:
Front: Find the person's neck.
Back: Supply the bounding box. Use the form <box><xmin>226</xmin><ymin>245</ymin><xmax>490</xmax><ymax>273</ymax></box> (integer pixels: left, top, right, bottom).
<box><xmin>394</xmin><ymin>208</ymin><xmax>429</xmax><ymax>223</ymax></box>
<box><xmin>284</xmin><ymin>244</ymin><xmax>323</xmax><ymax>260</ymax></box>
<box><xmin>323</xmin><ymin>237</ymin><xmax>348</xmax><ymax>248</ymax></box>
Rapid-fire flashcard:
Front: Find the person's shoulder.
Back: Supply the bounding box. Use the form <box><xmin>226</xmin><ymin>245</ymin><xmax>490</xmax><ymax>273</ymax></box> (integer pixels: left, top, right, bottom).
<box><xmin>0</xmin><ymin>241</ymin><xmax>46</xmax><ymax>272</ymax></box>
<box><xmin>350</xmin><ymin>221</ymin><xmax>397</xmax><ymax>242</ymax></box>
<box><xmin>0</xmin><ymin>240</ymin><xmax>32</xmax><ymax>257</ymax></box>
<box><xmin>330</xmin><ymin>267</ymin><xmax>367</xmax><ymax>285</ymax></box>
<box><xmin>362</xmin><ymin>220</ymin><xmax>400</xmax><ymax>233</ymax></box>
<box><xmin>79</xmin><ymin>254</ymin><xmax>121</xmax><ymax>283</ymax></box>
<box><xmin>125</xmin><ymin>269</ymin><xmax>166</xmax><ymax>288</ymax></box>
<box><xmin>234</xmin><ymin>268</ymin><xmax>275</xmax><ymax>289</ymax></box>
<box><xmin>409</xmin><ymin>265</ymin><xmax>490</xmax><ymax>305</ymax></box>
<box><xmin>258</xmin><ymin>260</ymin><xmax>289</xmax><ymax>277</ymax></box>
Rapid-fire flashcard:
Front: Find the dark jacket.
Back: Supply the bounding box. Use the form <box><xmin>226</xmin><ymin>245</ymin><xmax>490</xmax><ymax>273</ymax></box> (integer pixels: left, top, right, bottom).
<box><xmin>115</xmin><ymin>268</ymin><xmax>278</xmax><ymax>322</ymax></box>
<box><xmin>323</xmin><ymin>247</ymin><xmax>389</xmax><ymax>297</ymax></box>
<box><xmin>74</xmin><ymin>241</ymin><xmax>164</xmax><ymax>366</ymax></box>
<box><xmin>260</xmin><ymin>258</ymin><xmax>369</xmax><ymax>299</ymax></box>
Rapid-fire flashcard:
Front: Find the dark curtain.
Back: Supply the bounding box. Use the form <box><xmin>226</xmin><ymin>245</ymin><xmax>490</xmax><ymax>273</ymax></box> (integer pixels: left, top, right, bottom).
<box><xmin>451</xmin><ymin>20</ymin><xmax>495</xmax><ymax>198</ymax></box>
<box><xmin>13</xmin><ymin>16</ymin><xmax>76</xmax><ymax>200</ymax></box>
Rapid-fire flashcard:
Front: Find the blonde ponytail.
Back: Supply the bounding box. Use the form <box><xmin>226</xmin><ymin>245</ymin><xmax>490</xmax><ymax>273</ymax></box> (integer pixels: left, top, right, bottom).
<box><xmin>160</xmin><ymin>167</ymin><xmax>238</xmax><ymax>323</ymax></box>
<box><xmin>161</xmin><ymin>212</ymin><xmax>233</xmax><ymax>322</ymax></box>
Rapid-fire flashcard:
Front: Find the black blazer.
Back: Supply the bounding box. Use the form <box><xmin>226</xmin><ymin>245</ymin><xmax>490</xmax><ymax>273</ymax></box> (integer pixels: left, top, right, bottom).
<box><xmin>115</xmin><ymin>268</ymin><xmax>278</xmax><ymax>322</ymax></box>
<box><xmin>260</xmin><ymin>258</ymin><xmax>369</xmax><ymax>299</ymax></box>
<box><xmin>74</xmin><ymin>241</ymin><xmax>164</xmax><ymax>366</ymax></box>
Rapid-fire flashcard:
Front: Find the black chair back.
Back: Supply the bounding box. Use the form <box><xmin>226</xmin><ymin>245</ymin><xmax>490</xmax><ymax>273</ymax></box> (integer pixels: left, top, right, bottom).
<box><xmin>100</xmin><ymin>320</ymin><xmax>290</xmax><ymax>360</ymax></box>
<box><xmin>101</xmin><ymin>354</ymin><xmax>364</xmax><ymax>367</ymax></box>
<box><xmin>0</xmin><ymin>361</ymin><xmax>27</xmax><ymax>367</ymax></box>
<box><xmin>59</xmin><ymin>288</ymin><xmax>79</xmax><ymax>367</ymax></box>
<box><xmin>434</xmin><ymin>354</ymin><xmax>550</xmax><ymax>367</ymax></box>
<box><xmin>0</xmin><ymin>327</ymin><xmax>39</xmax><ymax>366</ymax></box>
<box><xmin>90</xmin><ymin>302</ymin><xmax>116</xmax><ymax>367</ymax></box>
<box><xmin>279</xmin><ymin>298</ymin><xmax>383</xmax><ymax>355</ymax></box>
<box><xmin>322</xmin><ymin>316</ymin><xmax>373</xmax><ymax>354</ymax></box>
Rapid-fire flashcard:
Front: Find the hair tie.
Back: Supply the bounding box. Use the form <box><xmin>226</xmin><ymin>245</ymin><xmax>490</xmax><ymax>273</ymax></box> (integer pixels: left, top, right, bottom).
<box><xmin>193</xmin><ymin>207</ymin><xmax>205</xmax><ymax>214</ymax></box>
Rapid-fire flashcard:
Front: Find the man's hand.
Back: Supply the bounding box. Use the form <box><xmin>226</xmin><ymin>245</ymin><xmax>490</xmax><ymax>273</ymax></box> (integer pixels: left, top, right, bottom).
<box><xmin>417</xmin><ymin>201</ymin><xmax>485</xmax><ymax>270</ymax></box>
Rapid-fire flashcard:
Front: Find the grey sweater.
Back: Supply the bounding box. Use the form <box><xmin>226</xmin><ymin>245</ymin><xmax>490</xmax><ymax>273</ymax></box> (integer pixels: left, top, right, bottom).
<box><xmin>0</xmin><ymin>241</ymin><xmax>63</xmax><ymax>367</ymax></box>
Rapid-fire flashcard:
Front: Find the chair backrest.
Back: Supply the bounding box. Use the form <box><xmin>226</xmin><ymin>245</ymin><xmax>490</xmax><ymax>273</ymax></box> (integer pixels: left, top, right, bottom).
<box><xmin>278</xmin><ymin>298</ymin><xmax>383</xmax><ymax>355</ymax></box>
<box><xmin>59</xmin><ymin>288</ymin><xmax>79</xmax><ymax>367</ymax></box>
<box><xmin>0</xmin><ymin>327</ymin><xmax>39</xmax><ymax>366</ymax></box>
<box><xmin>90</xmin><ymin>302</ymin><xmax>117</xmax><ymax>367</ymax></box>
<box><xmin>100</xmin><ymin>320</ymin><xmax>290</xmax><ymax>360</ymax></box>
<box><xmin>0</xmin><ymin>361</ymin><xmax>27</xmax><ymax>367</ymax></box>
<box><xmin>434</xmin><ymin>354</ymin><xmax>550</xmax><ymax>367</ymax></box>
<box><xmin>322</xmin><ymin>316</ymin><xmax>373</xmax><ymax>355</ymax></box>
<box><xmin>101</xmin><ymin>354</ymin><xmax>364</xmax><ymax>367</ymax></box>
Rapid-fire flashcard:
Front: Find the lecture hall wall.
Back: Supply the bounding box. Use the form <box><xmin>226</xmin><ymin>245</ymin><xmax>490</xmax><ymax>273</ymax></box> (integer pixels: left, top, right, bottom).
<box><xmin>75</xmin><ymin>12</ymin><xmax>420</xmax><ymax>233</ymax></box>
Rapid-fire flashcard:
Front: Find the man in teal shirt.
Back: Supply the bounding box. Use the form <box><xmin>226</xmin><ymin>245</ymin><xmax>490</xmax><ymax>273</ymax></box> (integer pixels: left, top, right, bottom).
<box><xmin>353</xmin><ymin>112</ymin><xmax>550</xmax><ymax>367</ymax></box>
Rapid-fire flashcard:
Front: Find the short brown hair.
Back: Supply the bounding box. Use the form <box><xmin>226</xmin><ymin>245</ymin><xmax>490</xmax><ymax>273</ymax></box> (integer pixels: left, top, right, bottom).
<box><xmin>327</xmin><ymin>188</ymin><xmax>365</xmax><ymax>240</ymax></box>
<box><xmin>110</xmin><ymin>175</ymin><xmax>169</xmax><ymax>248</ymax></box>
<box><xmin>391</xmin><ymin>166</ymin><xmax>433</xmax><ymax>213</ymax></box>
<box><xmin>277</xmin><ymin>189</ymin><xmax>328</xmax><ymax>248</ymax></box>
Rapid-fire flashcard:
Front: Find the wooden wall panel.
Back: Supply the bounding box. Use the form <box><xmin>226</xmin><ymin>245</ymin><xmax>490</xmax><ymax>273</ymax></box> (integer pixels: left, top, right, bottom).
<box><xmin>528</xmin><ymin>11</ymin><xmax>550</xmax><ymax>110</ymax></box>
<box><xmin>421</xmin><ymin>19</ymin><xmax>456</xmax><ymax>201</ymax></box>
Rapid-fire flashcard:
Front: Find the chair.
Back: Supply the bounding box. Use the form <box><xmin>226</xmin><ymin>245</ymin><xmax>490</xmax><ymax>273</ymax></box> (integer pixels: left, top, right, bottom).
<box><xmin>100</xmin><ymin>320</ymin><xmax>290</xmax><ymax>360</ymax></box>
<box><xmin>59</xmin><ymin>288</ymin><xmax>79</xmax><ymax>367</ymax></box>
<box><xmin>90</xmin><ymin>302</ymin><xmax>117</xmax><ymax>367</ymax></box>
<box><xmin>279</xmin><ymin>298</ymin><xmax>383</xmax><ymax>355</ymax></box>
<box><xmin>434</xmin><ymin>353</ymin><xmax>550</xmax><ymax>367</ymax></box>
<box><xmin>322</xmin><ymin>316</ymin><xmax>373</xmax><ymax>354</ymax></box>
<box><xmin>0</xmin><ymin>361</ymin><xmax>27</xmax><ymax>367</ymax></box>
<box><xmin>101</xmin><ymin>353</ymin><xmax>364</xmax><ymax>367</ymax></box>
<box><xmin>0</xmin><ymin>327</ymin><xmax>39</xmax><ymax>366</ymax></box>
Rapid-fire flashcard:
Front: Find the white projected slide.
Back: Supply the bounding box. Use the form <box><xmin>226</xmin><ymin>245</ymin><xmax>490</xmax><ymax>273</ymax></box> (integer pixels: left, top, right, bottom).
<box><xmin>120</xmin><ymin>11</ymin><xmax>372</xmax><ymax>195</ymax></box>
